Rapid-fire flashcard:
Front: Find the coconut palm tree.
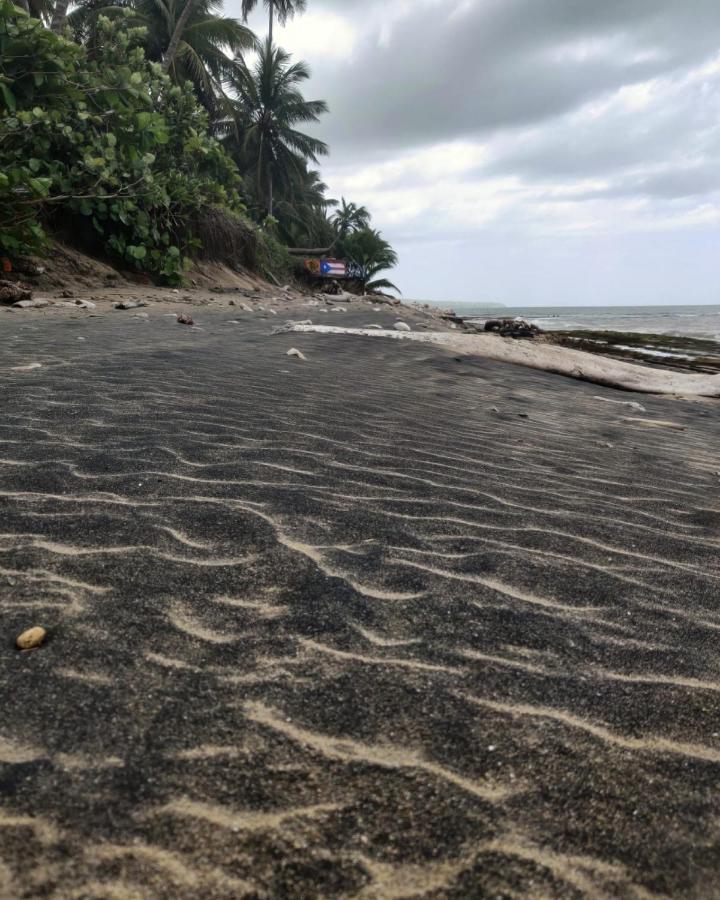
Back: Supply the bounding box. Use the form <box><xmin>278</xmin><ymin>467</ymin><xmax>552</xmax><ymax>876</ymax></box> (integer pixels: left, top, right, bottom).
<box><xmin>340</xmin><ymin>227</ymin><xmax>400</xmax><ymax>294</ymax></box>
<box><xmin>273</xmin><ymin>163</ymin><xmax>336</xmax><ymax>246</ymax></box>
<box><xmin>17</xmin><ymin>0</ymin><xmax>51</xmax><ymax>19</ymax></box>
<box><xmin>50</xmin><ymin>0</ymin><xmax>69</xmax><ymax>30</ymax></box>
<box><xmin>226</xmin><ymin>39</ymin><xmax>327</xmax><ymax>218</ymax></box>
<box><xmin>239</xmin><ymin>0</ymin><xmax>306</xmax><ymax>44</ymax></box>
<box><xmin>69</xmin><ymin>0</ymin><xmax>255</xmax><ymax>110</ymax></box>
<box><xmin>331</xmin><ymin>197</ymin><xmax>371</xmax><ymax>240</ymax></box>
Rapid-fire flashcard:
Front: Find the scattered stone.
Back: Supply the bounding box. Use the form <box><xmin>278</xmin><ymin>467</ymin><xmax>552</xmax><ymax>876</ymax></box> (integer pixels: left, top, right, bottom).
<box><xmin>241</xmin><ymin>304</ymin><xmax>253</xmax><ymax>312</ymax></box>
<box><xmin>229</xmin><ymin>299</ymin><xmax>236</xmax><ymax>306</ymax></box>
<box><xmin>132</xmin><ymin>312</ymin><xmax>149</xmax><ymax>319</ymax></box>
<box><xmin>0</xmin><ymin>280</ymin><xmax>33</xmax><ymax>305</ymax></box>
<box><xmin>75</xmin><ymin>300</ymin><xmax>96</xmax><ymax>310</ymax></box>
<box><xmin>13</xmin><ymin>298</ymin><xmax>49</xmax><ymax>309</ymax></box>
<box><xmin>331</xmin><ymin>307</ymin><xmax>347</xmax><ymax>313</ymax></box>
<box><xmin>394</xmin><ymin>322</ymin><xmax>411</xmax><ymax>332</ymax></box>
<box><xmin>114</xmin><ymin>300</ymin><xmax>148</xmax><ymax>310</ymax></box>
<box><xmin>16</xmin><ymin>626</ymin><xmax>46</xmax><ymax>650</ymax></box>
<box><xmin>490</xmin><ymin>406</ymin><xmax>500</xmax><ymax>413</ymax></box>
<box><xmin>61</xmin><ymin>289</ymin><xmax>75</xmax><ymax>299</ymax></box>
<box><xmin>287</xmin><ymin>348</ymin><xmax>307</xmax><ymax>360</ymax></box>
<box><xmin>177</xmin><ymin>314</ymin><xmax>194</xmax><ymax>325</ymax></box>
<box><xmin>11</xmin><ymin>363</ymin><xmax>42</xmax><ymax>371</ymax></box>
<box><xmin>365</xmin><ymin>324</ymin><xmax>383</xmax><ymax>329</ymax></box>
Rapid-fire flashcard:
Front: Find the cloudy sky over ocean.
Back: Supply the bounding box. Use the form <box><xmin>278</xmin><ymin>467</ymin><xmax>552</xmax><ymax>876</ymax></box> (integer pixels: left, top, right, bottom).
<box><xmin>234</xmin><ymin>0</ymin><xmax>720</xmax><ymax>306</ymax></box>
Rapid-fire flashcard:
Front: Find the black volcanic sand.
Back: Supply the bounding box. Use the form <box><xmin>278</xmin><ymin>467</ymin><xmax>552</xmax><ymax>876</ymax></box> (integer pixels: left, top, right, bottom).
<box><xmin>1</xmin><ymin>305</ymin><xmax>720</xmax><ymax>899</ymax></box>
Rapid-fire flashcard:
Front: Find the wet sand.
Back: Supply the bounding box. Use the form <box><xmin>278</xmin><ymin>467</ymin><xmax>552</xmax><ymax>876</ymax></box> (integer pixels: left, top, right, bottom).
<box><xmin>1</xmin><ymin>303</ymin><xmax>720</xmax><ymax>898</ymax></box>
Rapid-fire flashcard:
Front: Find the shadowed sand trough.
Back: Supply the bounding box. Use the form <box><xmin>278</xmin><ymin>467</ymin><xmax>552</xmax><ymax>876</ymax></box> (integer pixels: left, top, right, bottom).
<box><xmin>1</xmin><ymin>305</ymin><xmax>720</xmax><ymax>898</ymax></box>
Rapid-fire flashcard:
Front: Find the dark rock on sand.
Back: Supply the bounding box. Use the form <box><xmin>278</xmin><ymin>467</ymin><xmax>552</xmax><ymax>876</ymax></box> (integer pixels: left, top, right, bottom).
<box><xmin>484</xmin><ymin>317</ymin><xmax>540</xmax><ymax>339</ymax></box>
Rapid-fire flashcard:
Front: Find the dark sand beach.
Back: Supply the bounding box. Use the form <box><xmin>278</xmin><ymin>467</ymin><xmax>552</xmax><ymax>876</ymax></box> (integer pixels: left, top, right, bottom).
<box><xmin>2</xmin><ymin>299</ymin><xmax>720</xmax><ymax>898</ymax></box>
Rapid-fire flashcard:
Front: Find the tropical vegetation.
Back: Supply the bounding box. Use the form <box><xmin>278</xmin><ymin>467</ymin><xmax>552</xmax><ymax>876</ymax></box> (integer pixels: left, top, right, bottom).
<box><xmin>0</xmin><ymin>0</ymin><xmax>399</xmax><ymax>291</ymax></box>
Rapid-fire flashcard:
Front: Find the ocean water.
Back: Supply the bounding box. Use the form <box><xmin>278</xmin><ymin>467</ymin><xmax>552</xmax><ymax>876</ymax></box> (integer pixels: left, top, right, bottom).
<box><xmin>455</xmin><ymin>304</ymin><xmax>720</xmax><ymax>341</ymax></box>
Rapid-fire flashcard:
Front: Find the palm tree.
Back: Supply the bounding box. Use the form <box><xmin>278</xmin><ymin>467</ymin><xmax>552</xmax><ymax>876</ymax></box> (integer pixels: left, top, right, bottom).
<box><xmin>273</xmin><ymin>164</ymin><xmax>336</xmax><ymax>246</ymax></box>
<box><xmin>50</xmin><ymin>0</ymin><xmax>70</xmax><ymax>30</ymax></box>
<box><xmin>21</xmin><ymin>0</ymin><xmax>52</xmax><ymax>18</ymax></box>
<box><xmin>331</xmin><ymin>197</ymin><xmax>371</xmax><ymax>240</ymax></box>
<box><xmin>69</xmin><ymin>0</ymin><xmax>255</xmax><ymax>110</ymax></box>
<box><xmin>341</xmin><ymin>227</ymin><xmax>400</xmax><ymax>294</ymax></box>
<box><xmin>162</xmin><ymin>0</ymin><xmax>199</xmax><ymax>72</ymax></box>
<box><xmin>226</xmin><ymin>40</ymin><xmax>327</xmax><ymax>218</ymax></box>
<box><xmin>239</xmin><ymin>0</ymin><xmax>306</xmax><ymax>44</ymax></box>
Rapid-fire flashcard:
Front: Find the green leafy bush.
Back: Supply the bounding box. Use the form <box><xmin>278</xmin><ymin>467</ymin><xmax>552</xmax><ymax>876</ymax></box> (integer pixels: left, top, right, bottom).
<box><xmin>0</xmin><ymin>2</ymin><xmax>244</xmax><ymax>281</ymax></box>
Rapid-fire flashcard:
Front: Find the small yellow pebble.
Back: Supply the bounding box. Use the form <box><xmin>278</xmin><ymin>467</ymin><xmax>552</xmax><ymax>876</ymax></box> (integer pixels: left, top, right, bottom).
<box><xmin>16</xmin><ymin>627</ymin><xmax>46</xmax><ymax>650</ymax></box>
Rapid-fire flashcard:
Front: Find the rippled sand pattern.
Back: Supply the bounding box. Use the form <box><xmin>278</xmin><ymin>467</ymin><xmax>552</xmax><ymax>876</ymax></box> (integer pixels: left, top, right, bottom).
<box><xmin>1</xmin><ymin>311</ymin><xmax>720</xmax><ymax>898</ymax></box>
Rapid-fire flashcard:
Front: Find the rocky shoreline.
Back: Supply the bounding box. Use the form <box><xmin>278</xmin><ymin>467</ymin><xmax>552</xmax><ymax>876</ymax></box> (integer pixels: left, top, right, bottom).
<box><xmin>549</xmin><ymin>329</ymin><xmax>720</xmax><ymax>375</ymax></box>
<box><xmin>5</xmin><ymin>273</ymin><xmax>720</xmax><ymax>399</ymax></box>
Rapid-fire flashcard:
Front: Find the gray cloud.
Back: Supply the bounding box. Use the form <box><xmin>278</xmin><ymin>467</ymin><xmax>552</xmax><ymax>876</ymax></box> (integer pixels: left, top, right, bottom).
<box><xmin>308</xmin><ymin>0</ymin><xmax>720</xmax><ymax>152</ymax></box>
<box><xmin>229</xmin><ymin>0</ymin><xmax>720</xmax><ymax>304</ymax></box>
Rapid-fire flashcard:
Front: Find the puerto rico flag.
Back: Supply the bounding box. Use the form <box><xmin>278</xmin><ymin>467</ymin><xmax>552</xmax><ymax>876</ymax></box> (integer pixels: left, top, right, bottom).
<box><xmin>320</xmin><ymin>259</ymin><xmax>347</xmax><ymax>278</ymax></box>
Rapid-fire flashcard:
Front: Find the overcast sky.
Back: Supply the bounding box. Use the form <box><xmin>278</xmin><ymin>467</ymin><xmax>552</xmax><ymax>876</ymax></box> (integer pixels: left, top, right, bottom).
<box><xmin>233</xmin><ymin>0</ymin><xmax>720</xmax><ymax>307</ymax></box>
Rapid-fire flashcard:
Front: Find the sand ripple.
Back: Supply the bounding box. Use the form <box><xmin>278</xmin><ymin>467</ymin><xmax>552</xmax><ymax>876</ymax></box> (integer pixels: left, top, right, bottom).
<box><xmin>1</xmin><ymin>314</ymin><xmax>719</xmax><ymax>897</ymax></box>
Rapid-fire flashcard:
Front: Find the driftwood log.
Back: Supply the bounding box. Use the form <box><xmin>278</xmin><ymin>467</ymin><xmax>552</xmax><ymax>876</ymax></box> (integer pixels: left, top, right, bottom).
<box><xmin>0</xmin><ymin>280</ymin><xmax>32</xmax><ymax>305</ymax></box>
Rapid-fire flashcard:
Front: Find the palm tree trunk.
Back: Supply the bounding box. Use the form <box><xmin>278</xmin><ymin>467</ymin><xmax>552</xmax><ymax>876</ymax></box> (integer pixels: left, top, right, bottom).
<box><xmin>268</xmin><ymin>0</ymin><xmax>273</xmax><ymax>43</ymax></box>
<box><xmin>162</xmin><ymin>0</ymin><xmax>197</xmax><ymax>73</ymax></box>
<box><xmin>268</xmin><ymin>169</ymin><xmax>273</xmax><ymax>218</ymax></box>
<box><xmin>50</xmin><ymin>0</ymin><xmax>70</xmax><ymax>32</ymax></box>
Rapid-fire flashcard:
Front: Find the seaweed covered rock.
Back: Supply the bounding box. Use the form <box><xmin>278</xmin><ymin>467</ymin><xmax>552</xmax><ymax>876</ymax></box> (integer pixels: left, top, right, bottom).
<box><xmin>484</xmin><ymin>318</ymin><xmax>541</xmax><ymax>339</ymax></box>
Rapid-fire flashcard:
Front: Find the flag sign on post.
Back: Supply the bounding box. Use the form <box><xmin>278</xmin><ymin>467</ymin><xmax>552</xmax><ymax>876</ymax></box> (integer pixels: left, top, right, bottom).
<box><xmin>320</xmin><ymin>259</ymin><xmax>347</xmax><ymax>278</ymax></box>
<box><xmin>303</xmin><ymin>258</ymin><xmax>349</xmax><ymax>279</ymax></box>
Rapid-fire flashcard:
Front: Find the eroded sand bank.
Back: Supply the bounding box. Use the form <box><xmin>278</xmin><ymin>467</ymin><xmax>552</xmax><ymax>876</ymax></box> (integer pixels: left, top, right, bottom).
<box><xmin>283</xmin><ymin>324</ymin><xmax>720</xmax><ymax>397</ymax></box>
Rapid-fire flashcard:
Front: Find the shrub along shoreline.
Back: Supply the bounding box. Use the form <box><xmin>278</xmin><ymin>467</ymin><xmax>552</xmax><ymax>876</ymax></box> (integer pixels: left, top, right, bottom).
<box><xmin>0</xmin><ymin>1</ymin><xmax>399</xmax><ymax>290</ymax></box>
